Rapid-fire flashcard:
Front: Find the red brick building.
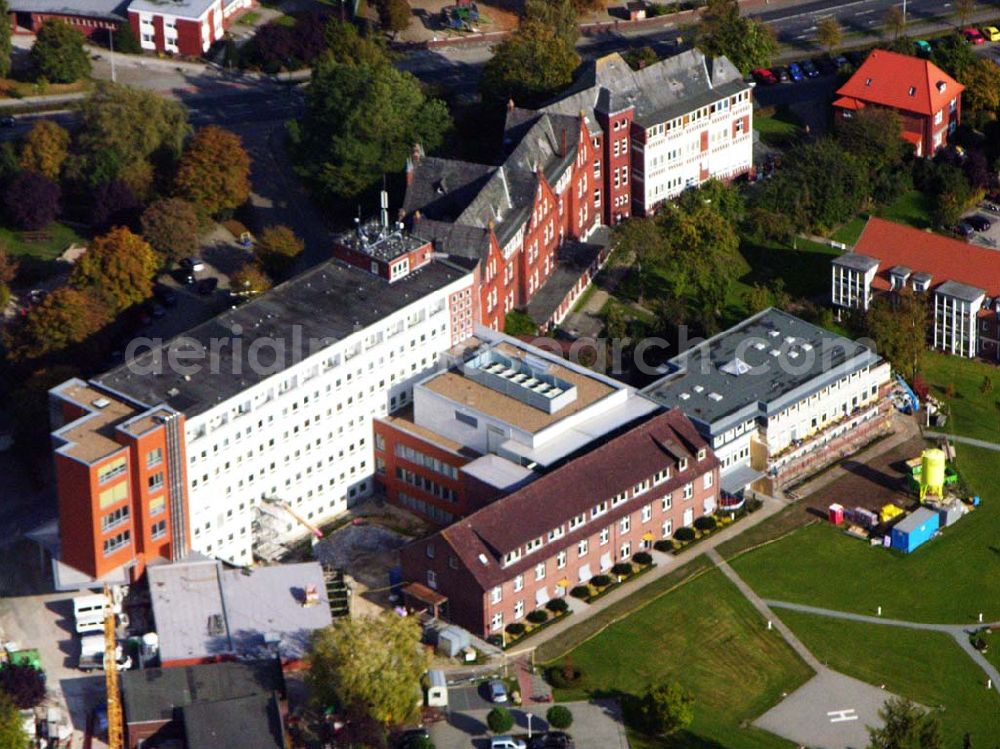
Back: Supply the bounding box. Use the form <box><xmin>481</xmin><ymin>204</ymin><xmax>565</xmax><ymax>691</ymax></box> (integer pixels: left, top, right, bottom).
<box><xmin>834</xmin><ymin>50</ymin><xmax>963</xmax><ymax>157</ymax></box>
<box><xmin>399</xmin><ymin>409</ymin><xmax>719</xmax><ymax>637</ymax></box>
<box><xmin>9</xmin><ymin>0</ymin><xmax>125</xmax><ymax>39</ymax></box>
<box><xmin>128</xmin><ymin>0</ymin><xmax>250</xmax><ymax>57</ymax></box>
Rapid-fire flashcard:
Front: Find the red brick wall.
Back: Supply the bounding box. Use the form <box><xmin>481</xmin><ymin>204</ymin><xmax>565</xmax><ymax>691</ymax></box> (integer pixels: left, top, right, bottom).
<box><xmin>175</xmin><ymin>17</ymin><xmax>202</xmax><ymax>56</ymax></box>
<box><xmin>598</xmin><ymin>108</ymin><xmax>634</xmax><ymax>225</ymax></box>
<box><xmin>400</xmin><ymin>539</ymin><xmax>486</xmax><ymax>632</ymax></box>
<box><xmin>23</xmin><ymin>12</ymin><xmax>113</xmax><ymax>38</ymax></box>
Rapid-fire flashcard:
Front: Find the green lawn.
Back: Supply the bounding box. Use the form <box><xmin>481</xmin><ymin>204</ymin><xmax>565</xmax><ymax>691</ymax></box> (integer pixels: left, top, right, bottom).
<box><xmin>753</xmin><ymin>108</ymin><xmax>803</xmax><ymax>149</ymax></box>
<box><xmin>731</xmin><ymin>444</ymin><xmax>1000</xmax><ymax>624</ymax></box>
<box><xmin>546</xmin><ymin>568</ymin><xmax>813</xmax><ymax>749</ymax></box>
<box><xmin>779</xmin><ymin>611</ymin><xmax>1000</xmax><ymax>745</ymax></box>
<box><xmin>922</xmin><ymin>350</ymin><xmax>1000</xmax><ymax>443</ymax></box>
<box><xmin>236</xmin><ymin>9</ymin><xmax>261</xmax><ymax>23</ymax></box>
<box><xmin>874</xmin><ymin>189</ymin><xmax>935</xmax><ymax>230</ymax></box>
<box><xmin>830</xmin><ymin>216</ymin><xmax>868</xmax><ymax>246</ymax></box>
<box><xmin>0</xmin><ymin>222</ymin><xmax>84</xmax><ymax>261</ymax></box>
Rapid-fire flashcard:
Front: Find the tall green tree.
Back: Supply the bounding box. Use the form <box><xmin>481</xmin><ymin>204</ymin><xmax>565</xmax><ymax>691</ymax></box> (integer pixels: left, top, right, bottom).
<box><xmin>866</xmin><ymin>291</ymin><xmax>928</xmax><ymax>381</ymax></box>
<box><xmin>293</xmin><ymin>57</ymin><xmax>450</xmax><ymax>199</ymax></box>
<box><xmin>173</xmin><ymin>126</ymin><xmax>251</xmax><ymax>217</ymax></box>
<box><xmin>30</xmin><ymin>20</ymin><xmax>90</xmax><ymax>83</ymax></box>
<box><xmin>0</xmin><ymin>0</ymin><xmax>12</xmax><ymax>79</ymax></box>
<box><xmin>481</xmin><ymin>20</ymin><xmax>580</xmax><ymax>107</ymax></box>
<box><xmin>639</xmin><ymin>681</ymin><xmax>694</xmax><ymax>736</ymax></box>
<box><xmin>960</xmin><ymin>58</ymin><xmax>1000</xmax><ymax>118</ymax></box>
<box><xmin>867</xmin><ymin>697</ymin><xmax>942</xmax><ymax>749</ymax></box>
<box><xmin>816</xmin><ymin>16</ymin><xmax>842</xmax><ymax>52</ymax></box>
<box><xmin>322</xmin><ymin>21</ymin><xmax>387</xmax><ymax>67</ymax></box>
<box><xmin>697</xmin><ymin>0</ymin><xmax>776</xmax><ymax>74</ymax></box>
<box><xmin>931</xmin><ymin>33</ymin><xmax>976</xmax><ymax>80</ymax></box>
<box><xmin>140</xmin><ymin>198</ymin><xmax>201</xmax><ymax>265</ymax></box>
<box><xmin>308</xmin><ymin>614</ymin><xmax>430</xmax><ymax>727</ymax></box>
<box><xmin>0</xmin><ymin>694</ymin><xmax>28</xmax><ymax>749</ymax></box>
<box><xmin>69</xmin><ymin>226</ymin><xmax>158</xmax><ymax>313</ymax></box>
<box><xmin>524</xmin><ymin>0</ymin><xmax>578</xmax><ymax>46</ymax></box>
<box><xmin>376</xmin><ymin>0</ymin><xmax>411</xmax><ymax>37</ymax></box>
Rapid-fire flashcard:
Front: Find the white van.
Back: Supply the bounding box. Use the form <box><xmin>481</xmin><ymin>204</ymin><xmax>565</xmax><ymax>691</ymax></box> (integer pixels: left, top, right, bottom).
<box><xmin>72</xmin><ymin>594</ymin><xmax>126</xmax><ymax>634</ymax></box>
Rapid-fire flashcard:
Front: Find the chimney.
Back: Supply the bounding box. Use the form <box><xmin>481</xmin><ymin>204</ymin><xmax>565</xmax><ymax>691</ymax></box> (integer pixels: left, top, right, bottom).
<box><xmin>507</xmin><ymin>98</ymin><xmax>515</xmax><ymax>112</ymax></box>
<box><xmin>405</xmin><ymin>157</ymin><xmax>414</xmax><ymax>186</ymax></box>
<box><xmin>411</xmin><ymin>142</ymin><xmax>424</xmax><ymax>167</ymax></box>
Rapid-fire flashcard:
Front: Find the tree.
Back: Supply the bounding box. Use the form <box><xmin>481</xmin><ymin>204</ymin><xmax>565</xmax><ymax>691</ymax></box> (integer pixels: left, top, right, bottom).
<box><xmin>30</xmin><ymin>19</ymin><xmax>90</xmax><ymax>83</ymax></box>
<box><xmin>173</xmin><ymin>126</ymin><xmax>251</xmax><ymax>217</ymax></box>
<box><xmin>816</xmin><ymin>16</ymin><xmax>842</xmax><ymax>52</ymax></box>
<box><xmin>487</xmin><ymin>707</ymin><xmax>514</xmax><ymax>733</ymax></box>
<box><xmin>69</xmin><ymin>227</ymin><xmax>158</xmax><ymax>313</ymax></box>
<box><xmin>0</xmin><ymin>0</ymin><xmax>12</xmax><ymax>78</ymax></box>
<box><xmin>90</xmin><ymin>180</ymin><xmax>139</xmax><ymax>230</ymax></box>
<box><xmin>883</xmin><ymin>6</ymin><xmax>905</xmax><ymax>39</ymax></box>
<box><xmin>931</xmin><ymin>33</ymin><xmax>976</xmax><ymax>80</ymax></box>
<box><xmin>480</xmin><ymin>21</ymin><xmax>580</xmax><ymax>107</ymax></box>
<box><xmin>140</xmin><ymin>198</ymin><xmax>201</xmax><ymax>265</ymax></box>
<box><xmin>322</xmin><ymin>20</ymin><xmax>388</xmax><ymax>67</ymax></box>
<box><xmin>546</xmin><ymin>705</ymin><xmax>573</xmax><ymax>729</ymax></box>
<box><xmin>835</xmin><ymin>108</ymin><xmax>909</xmax><ymax>203</ymax></box>
<box><xmin>4</xmin><ymin>287</ymin><xmax>109</xmax><ymax>362</ymax></box>
<box><xmin>230</xmin><ymin>263</ymin><xmax>272</xmax><ymax>297</ymax></box>
<box><xmin>866</xmin><ymin>291</ymin><xmax>928</xmax><ymax>381</ymax></box>
<box><xmin>0</xmin><ymin>664</ymin><xmax>45</xmax><ymax>709</ymax></box>
<box><xmin>4</xmin><ymin>171</ymin><xmax>60</xmax><ymax>230</ymax></box>
<box><xmin>697</xmin><ymin>0</ymin><xmax>776</xmax><ymax>74</ymax></box>
<box><xmin>376</xmin><ymin>0</ymin><xmax>411</xmax><ymax>37</ymax></box>
<box><xmin>604</xmin><ymin>303</ymin><xmax>628</xmax><ymax>339</ymax></box>
<box><xmin>954</xmin><ymin>0</ymin><xmax>976</xmax><ymax>27</ymax></box>
<box><xmin>19</xmin><ymin>120</ymin><xmax>70</xmax><ymax>180</ymax></box>
<box><xmin>524</xmin><ymin>0</ymin><xmax>578</xmax><ymax>46</ymax></box>
<box><xmin>249</xmin><ymin>12</ymin><xmax>332</xmax><ymax>72</ymax></box>
<box><xmin>960</xmin><ymin>58</ymin><xmax>1000</xmax><ymax>117</ymax></box>
<box><xmin>867</xmin><ymin>697</ymin><xmax>942</xmax><ymax>749</ymax></box>
<box><xmin>623</xmin><ymin>46</ymin><xmax>658</xmax><ymax>71</ymax></box>
<box><xmin>0</xmin><ymin>694</ymin><xmax>27</xmax><ymax>749</ymax></box>
<box><xmin>293</xmin><ymin>58</ymin><xmax>450</xmax><ymax>199</ymax></box>
<box><xmin>308</xmin><ymin>614</ymin><xmax>429</xmax><ymax>726</ymax></box>
<box><xmin>504</xmin><ymin>309</ymin><xmax>538</xmax><ymax>336</ymax></box>
<box><xmin>255</xmin><ymin>224</ymin><xmax>304</xmax><ymax>278</ymax></box>
<box><xmin>0</xmin><ymin>246</ymin><xmax>18</xmax><ymax>285</ymax></box>
<box><xmin>639</xmin><ymin>681</ymin><xmax>694</xmax><ymax>736</ymax></box>
<box><xmin>114</xmin><ymin>22</ymin><xmax>142</xmax><ymax>54</ymax></box>
<box><xmin>930</xmin><ymin>162</ymin><xmax>974</xmax><ymax>227</ymax></box>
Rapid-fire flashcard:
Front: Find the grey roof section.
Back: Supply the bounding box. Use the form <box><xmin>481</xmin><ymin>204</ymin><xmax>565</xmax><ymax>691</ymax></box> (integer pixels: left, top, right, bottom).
<box><xmin>148</xmin><ymin>559</ymin><xmax>332</xmax><ymax>663</ymax></box>
<box><xmin>911</xmin><ymin>271</ymin><xmax>933</xmax><ymax>285</ymax></box>
<box><xmin>411</xmin><ymin>218</ymin><xmax>492</xmax><ymax>263</ymax></box>
<box><xmin>122</xmin><ymin>659</ymin><xmax>284</xmax><ymax>724</ymax></box>
<box><xmin>9</xmin><ymin>0</ymin><xmax>126</xmax><ymax>18</ymax></box>
<box><xmin>832</xmin><ymin>253</ymin><xmax>880</xmax><ymax>272</ymax></box>
<box><xmin>183</xmin><ymin>694</ymin><xmax>284</xmax><ymax>749</ymax></box>
<box><xmin>894</xmin><ymin>506</ymin><xmax>939</xmax><ymax>534</ymax></box>
<box><xmin>525</xmin><ymin>227</ymin><xmax>609</xmax><ymax>325</ymax></box>
<box><xmin>642</xmin><ymin>308</ymin><xmax>883</xmax><ymax>433</ymax></box>
<box><xmin>504</xmin><ymin>112</ymin><xmax>580</xmax><ymax>186</ymax></box>
<box><xmin>935</xmin><ymin>279</ymin><xmax>985</xmax><ymax>303</ymax></box>
<box><xmin>542</xmin><ymin>49</ymin><xmax>749</xmax><ymax>128</ymax></box>
<box><xmin>127</xmin><ymin>0</ymin><xmax>214</xmax><ymax>18</ymax></box>
<box><xmin>402</xmin><ymin>157</ymin><xmax>495</xmax><ymax>223</ymax></box>
<box><xmin>720</xmin><ymin>464</ymin><xmax>765</xmax><ymax>494</ymax></box>
<box><xmin>461</xmin><ymin>453</ymin><xmax>535</xmax><ymax>490</ymax></box>
<box><xmin>455</xmin><ymin>165</ymin><xmax>537</xmax><ymax>248</ymax></box>
<box><xmin>889</xmin><ymin>265</ymin><xmax>912</xmax><ymax>277</ymax></box>
<box><xmin>92</xmin><ymin>258</ymin><xmax>466</xmax><ymax>417</ymax></box>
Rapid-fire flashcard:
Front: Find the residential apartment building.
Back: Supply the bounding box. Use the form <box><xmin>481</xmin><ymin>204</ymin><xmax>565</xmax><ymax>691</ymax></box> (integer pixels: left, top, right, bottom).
<box><xmin>537</xmin><ymin>49</ymin><xmax>753</xmax><ymax>219</ymax></box>
<box><xmin>128</xmin><ymin>0</ymin><xmax>252</xmax><ymax>55</ymax></box>
<box><xmin>833</xmin><ymin>49</ymin><xmax>962</xmax><ymax>157</ymax></box>
<box><xmin>374</xmin><ymin>330</ymin><xmax>659</xmax><ymax>523</ymax></box>
<box><xmin>49</xmin><ymin>246</ymin><xmax>476</xmax><ymax>583</ymax></box>
<box><xmin>831</xmin><ymin>217</ymin><xmax>1000</xmax><ymax>360</ymax></box>
<box><xmin>399</xmin><ymin>409</ymin><xmax>719</xmax><ymax>637</ymax></box>
<box><xmin>643</xmin><ymin>308</ymin><xmax>892</xmax><ymax>493</ymax></box>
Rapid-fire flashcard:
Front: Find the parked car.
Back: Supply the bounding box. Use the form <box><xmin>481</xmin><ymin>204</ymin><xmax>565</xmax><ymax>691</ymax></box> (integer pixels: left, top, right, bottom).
<box><xmin>771</xmin><ymin>65</ymin><xmax>790</xmax><ymax>82</ymax></box>
<box><xmin>815</xmin><ymin>56</ymin><xmax>836</xmax><ymax>75</ymax></box>
<box><xmin>527</xmin><ymin>732</ymin><xmax>575</xmax><ymax>749</ymax></box>
<box><xmin>397</xmin><ymin>728</ymin><xmax>429</xmax><ymax>749</ymax></box>
<box><xmin>0</xmin><ymin>115</ymin><xmax>15</xmax><ymax>127</ymax></box>
<box><xmin>845</xmin><ymin>49</ymin><xmax>867</xmax><ymax>66</ymax></box>
<box><xmin>914</xmin><ymin>39</ymin><xmax>932</xmax><ymax>57</ymax></box>
<box><xmin>196</xmin><ymin>277</ymin><xmax>219</xmax><ymax>295</ymax></box>
<box><xmin>491</xmin><ymin>737</ymin><xmax>526</xmax><ymax>749</ymax></box>
<box><xmin>954</xmin><ymin>222</ymin><xmax>975</xmax><ymax>239</ymax></box>
<box><xmin>180</xmin><ymin>256</ymin><xmax>205</xmax><ymax>272</ymax></box>
<box><xmin>983</xmin><ymin>26</ymin><xmax>1000</xmax><ymax>42</ymax></box>
<box><xmin>963</xmin><ymin>27</ymin><xmax>986</xmax><ymax>44</ymax></box>
<box><xmin>833</xmin><ymin>54</ymin><xmax>850</xmax><ymax>69</ymax></box>
<box><xmin>800</xmin><ymin>59</ymin><xmax>820</xmax><ymax>78</ymax></box>
<box><xmin>488</xmin><ymin>680</ymin><xmax>509</xmax><ymax>703</ymax></box>
<box><xmin>787</xmin><ymin>62</ymin><xmax>805</xmax><ymax>82</ymax></box>
<box><xmin>967</xmin><ymin>214</ymin><xmax>992</xmax><ymax>231</ymax></box>
<box><xmin>752</xmin><ymin>67</ymin><xmax>778</xmax><ymax>85</ymax></box>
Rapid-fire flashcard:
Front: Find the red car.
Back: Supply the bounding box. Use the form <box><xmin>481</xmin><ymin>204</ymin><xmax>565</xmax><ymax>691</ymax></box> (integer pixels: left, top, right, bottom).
<box><xmin>963</xmin><ymin>27</ymin><xmax>986</xmax><ymax>44</ymax></box>
<box><xmin>751</xmin><ymin>67</ymin><xmax>778</xmax><ymax>85</ymax></box>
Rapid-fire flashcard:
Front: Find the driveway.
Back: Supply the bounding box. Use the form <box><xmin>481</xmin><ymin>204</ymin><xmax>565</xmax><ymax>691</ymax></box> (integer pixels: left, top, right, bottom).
<box><xmin>430</xmin><ymin>700</ymin><xmax>628</xmax><ymax>749</ymax></box>
<box><xmin>448</xmin><ymin>683</ymin><xmax>501</xmax><ymax>713</ymax></box>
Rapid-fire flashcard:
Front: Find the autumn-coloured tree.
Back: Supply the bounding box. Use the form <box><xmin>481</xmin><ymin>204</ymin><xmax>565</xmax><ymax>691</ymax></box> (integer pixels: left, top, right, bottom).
<box><xmin>69</xmin><ymin>226</ymin><xmax>157</xmax><ymax>313</ymax></box>
<box><xmin>4</xmin><ymin>171</ymin><xmax>60</xmax><ymax>230</ymax></box>
<box><xmin>254</xmin><ymin>224</ymin><xmax>304</xmax><ymax>278</ymax></box>
<box><xmin>19</xmin><ymin>120</ymin><xmax>70</xmax><ymax>180</ymax></box>
<box><xmin>90</xmin><ymin>180</ymin><xmax>139</xmax><ymax>230</ymax></box>
<box><xmin>376</xmin><ymin>0</ymin><xmax>411</xmax><ymax>37</ymax></box>
<box><xmin>230</xmin><ymin>263</ymin><xmax>272</xmax><ymax>297</ymax></box>
<box><xmin>140</xmin><ymin>197</ymin><xmax>201</xmax><ymax>265</ymax></box>
<box><xmin>173</xmin><ymin>126</ymin><xmax>251</xmax><ymax>217</ymax></box>
<box><xmin>4</xmin><ymin>287</ymin><xmax>109</xmax><ymax>362</ymax></box>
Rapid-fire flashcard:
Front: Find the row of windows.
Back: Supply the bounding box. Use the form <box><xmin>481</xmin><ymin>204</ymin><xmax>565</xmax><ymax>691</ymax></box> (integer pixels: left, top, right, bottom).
<box><xmin>103</xmin><ymin>530</ymin><xmax>130</xmax><ymax>557</ymax></box>
<box><xmin>393</xmin><ymin>443</ymin><xmax>459</xmax><ymax>480</ymax></box>
<box><xmin>397</xmin><ymin>491</ymin><xmax>455</xmax><ymax>525</ymax></box>
<box><xmin>395</xmin><ymin>467</ymin><xmax>457</xmax><ymax>502</ymax></box>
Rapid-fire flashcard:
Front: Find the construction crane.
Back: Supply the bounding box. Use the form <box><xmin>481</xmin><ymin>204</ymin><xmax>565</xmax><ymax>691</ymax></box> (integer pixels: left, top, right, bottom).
<box><xmin>103</xmin><ymin>584</ymin><xmax>123</xmax><ymax>749</ymax></box>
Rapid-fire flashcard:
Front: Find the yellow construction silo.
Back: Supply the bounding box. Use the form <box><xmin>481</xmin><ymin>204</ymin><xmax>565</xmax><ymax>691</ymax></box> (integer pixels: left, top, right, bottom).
<box><xmin>920</xmin><ymin>448</ymin><xmax>946</xmax><ymax>499</ymax></box>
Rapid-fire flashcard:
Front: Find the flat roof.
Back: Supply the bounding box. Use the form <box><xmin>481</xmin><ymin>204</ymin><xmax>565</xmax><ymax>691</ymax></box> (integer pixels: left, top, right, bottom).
<box><xmin>643</xmin><ymin>308</ymin><xmax>881</xmax><ymax>430</ymax></box>
<box><xmin>894</xmin><ymin>506</ymin><xmax>939</xmax><ymax>533</ymax></box>
<box><xmin>460</xmin><ymin>454</ymin><xmax>535</xmax><ymax>490</ymax></box>
<box><xmin>525</xmin><ymin>229</ymin><xmax>609</xmax><ymax>325</ymax></box>
<box><xmin>8</xmin><ymin>0</ymin><xmax>127</xmax><ymax>19</ymax></box>
<box><xmin>832</xmin><ymin>253</ymin><xmax>880</xmax><ymax>272</ymax></box>
<box><xmin>378</xmin><ymin>405</ymin><xmax>476</xmax><ymax>457</ymax></box>
<box><xmin>183</xmin><ymin>694</ymin><xmax>284</xmax><ymax>749</ymax></box>
<box><xmin>334</xmin><ymin>221</ymin><xmax>428</xmax><ymax>263</ymax></box>
<box><xmin>421</xmin><ymin>341</ymin><xmax>616</xmax><ymax>434</ymax></box>
<box><xmin>148</xmin><ymin>558</ymin><xmax>332</xmax><ymax>663</ymax></box>
<box><xmin>128</xmin><ymin>0</ymin><xmax>215</xmax><ymax>19</ymax></box>
<box><xmin>93</xmin><ymin>259</ymin><xmax>468</xmax><ymax>418</ymax></box>
<box><xmin>50</xmin><ymin>382</ymin><xmax>136</xmax><ymax>463</ymax></box>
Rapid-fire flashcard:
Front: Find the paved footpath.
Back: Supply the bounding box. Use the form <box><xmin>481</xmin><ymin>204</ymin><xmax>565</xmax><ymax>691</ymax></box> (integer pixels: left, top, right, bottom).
<box><xmin>924</xmin><ymin>431</ymin><xmax>1000</xmax><ymax>453</ymax></box>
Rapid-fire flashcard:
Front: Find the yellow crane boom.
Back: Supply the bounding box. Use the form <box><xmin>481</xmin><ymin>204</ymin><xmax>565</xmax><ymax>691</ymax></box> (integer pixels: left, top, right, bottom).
<box><xmin>103</xmin><ymin>585</ymin><xmax>123</xmax><ymax>749</ymax></box>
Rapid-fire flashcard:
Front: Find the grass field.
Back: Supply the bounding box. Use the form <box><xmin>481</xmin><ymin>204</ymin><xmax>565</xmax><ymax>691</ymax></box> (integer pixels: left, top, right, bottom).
<box><xmin>0</xmin><ymin>223</ymin><xmax>84</xmax><ymax>261</ymax></box>
<box><xmin>546</xmin><ymin>569</ymin><xmax>813</xmax><ymax>749</ymax></box>
<box><xmin>922</xmin><ymin>350</ymin><xmax>1000</xmax><ymax>443</ymax></box>
<box><xmin>779</xmin><ymin>611</ymin><xmax>1000</xmax><ymax>745</ymax></box>
<box><xmin>730</xmin><ymin>444</ymin><xmax>1000</xmax><ymax>624</ymax></box>
<box><xmin>753</xmin><ymin>108</ymin><xmax>803</xmax><ymax>149</ymax></box>
<box><xmin>874</xmin><ymin>190</ymin><xmax>935</xmax><ymax>230</ymax></box>
<box><xmin>830</xmin><ymin>216</ymin><xmax>868</xmax><ymax>246</ymax></box>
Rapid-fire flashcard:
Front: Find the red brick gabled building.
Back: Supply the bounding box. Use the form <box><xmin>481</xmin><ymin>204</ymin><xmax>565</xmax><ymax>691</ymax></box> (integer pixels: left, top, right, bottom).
<box><xmin>834</xmin><ymin>50</ymin><xmax>963</xmax><ymax>157</ymax></box>
<box><xmin>399</xmin><ymin>409</ymin><xmax>719</xmax><ymax>637</ymax></box>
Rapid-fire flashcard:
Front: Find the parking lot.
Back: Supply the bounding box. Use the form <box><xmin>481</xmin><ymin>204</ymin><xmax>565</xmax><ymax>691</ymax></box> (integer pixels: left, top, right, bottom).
<box><xmin>963</xmin><ymin>203</ymin><xmax>1000</xmax><ymax>251</ymax></box>
<box><xmin>447</xmin><ymin>683</ymin><xmax>503</xmax><ymax>713</ymax></box>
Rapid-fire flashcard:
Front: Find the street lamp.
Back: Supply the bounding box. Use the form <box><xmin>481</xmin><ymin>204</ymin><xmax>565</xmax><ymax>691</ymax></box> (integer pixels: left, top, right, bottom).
<box><xmin>109</xmin><ymin>25</ymin><xmax>117</xmax><ymax>83</ymax></box>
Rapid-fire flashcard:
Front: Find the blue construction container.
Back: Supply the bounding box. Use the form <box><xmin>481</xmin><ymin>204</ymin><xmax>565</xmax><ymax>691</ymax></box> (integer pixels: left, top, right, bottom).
<box><xmin>890</xmin><ymin>507</ymin><xmax>940</xmax><ymax>553</ymax></box>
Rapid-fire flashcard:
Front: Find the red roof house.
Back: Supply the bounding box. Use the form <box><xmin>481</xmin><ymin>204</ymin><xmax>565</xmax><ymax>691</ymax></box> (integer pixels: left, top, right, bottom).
<box><xmin>834</xmin><ymin>50</ymin><xmax>963</xmax><ymax>157</ymax></box>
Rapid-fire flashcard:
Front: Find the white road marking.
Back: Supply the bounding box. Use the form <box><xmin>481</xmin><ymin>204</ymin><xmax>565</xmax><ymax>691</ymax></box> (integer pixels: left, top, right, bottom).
<box><xmin>827</xmin><ymin>709</ymin><xmax>859</xmax><ymax>723</ymax></box>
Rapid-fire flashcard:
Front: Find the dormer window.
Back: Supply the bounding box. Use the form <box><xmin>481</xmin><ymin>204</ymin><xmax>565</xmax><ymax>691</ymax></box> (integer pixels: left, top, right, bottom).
<box><xmin>865</xmin><ymin>78</ymin><xmax>872</xmax><ymax>86</ymax></box>
<box><xmin>908</xmin><ymin>86</ymin><xmax>916</xmax><ymax>97</ymax></box>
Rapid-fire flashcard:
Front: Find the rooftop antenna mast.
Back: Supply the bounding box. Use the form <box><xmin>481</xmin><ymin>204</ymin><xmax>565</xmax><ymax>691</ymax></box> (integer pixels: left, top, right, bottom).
<box><xmin>380</xmin><ymin>178</ymin><xmax>389</xmax><ymax>229</ymax></box>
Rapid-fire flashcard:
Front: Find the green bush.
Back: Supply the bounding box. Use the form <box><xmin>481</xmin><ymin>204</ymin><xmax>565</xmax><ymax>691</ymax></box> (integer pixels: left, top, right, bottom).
<box><xmin>590</xmin><ymin>574</ymin><xmax>612</xmax><ymax>588</ymax></box>
<box><xmin>546</xmin><ymin>664</ymin><xmax>582</xmax><ymax>689</ymax></box>
<box><xmin>505</xmin><ymin>622</ymin><xmax>525</xmax><ymax>636</ymax></box>
<box><xmin>653</xmin><ymin>539</ymin><xmax>673</xmax><ymax>553</ymax></box>
<box><xmin>411</xmin><ymin>737</ymin><xmax>435</xmax><ymax>749</ymax></box>
<box><xmin>546</xmin><ymin>598</ymin><xmax>569</xmax><ymax>614</ymax></box>
<box><xmin>633</xmin><ymin>551</ymin><xmax>653</xmax><ymax>565</ymax></box>
<box><xmin>546</xmin><ymin>705</ymin><xmax>574</xmax><ymax>729</ymax></box>
<box><xmin>674</xmin><ymin>527</ymin><xmax>696</xmax><ymax>543</ymax></box>
<box><xmin>0</xmin><ymin>283</ymin><xmax>10</xmax><ymax>309</ymax></box>
<box><xmin>611</xmin><ymin>562</ymin><xmax>633</xmax><ymax>577</ymax></box>
<box><xmin>694</xmin><ymin>515</ymin><xmax>717</xmax><ymax>532</ymax></box>
<box><xmin>570</xmin><ymin>585</ymin><xmax>590</xmax><ymax>599</ymax></box>
<box><xmin>487</xmin><ymin>707</ymin><xmax>514</xmax><ymax>733</ymax></box>
<box><xmin>527</xmin><ymin>609</ymin><xmax>548</xmax><ymax>624</ymax></box>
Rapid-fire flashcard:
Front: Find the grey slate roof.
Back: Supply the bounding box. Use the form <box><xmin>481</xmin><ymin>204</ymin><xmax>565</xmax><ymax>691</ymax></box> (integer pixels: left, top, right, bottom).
<box><xmin>127</xmin><ymin>0</ymin><xmax>216</xmax><ymax>19</ymax></box>
<box><xmin>402</xmin><ymin>157</ymin><xmax>495</xmax><ymax>223</ymax></box>
<box><xmin>504</xmin><ymin>112</ymin><xmax>580</xmax><ymax>186</ymax></box>
<box><xmin>9</xmin><ymin>0</ymin><xmax>127</xmax><ymax>19</ymax></box>
<box><xmin>832</xmin><ymin>253</ymin><xmax>880</xmax><ymax>272</ymax></box>
<box><xmin>525</xmin><ymin>227</ymin><xmax>610</xmax><ymax>325</ymax></box>
<box><xmin>93</xmin><ymin>258</ymin><xmax>466</xmax><ymax>417</ymax></box>
<box><xmin>935</xmin><ymin>279</ymin><xmax>985</xmax><ymax>303</ymax></box>
<box><xmin>183</xmin><ymin>694</ymin><xmax>284</xmax><ymax>749</ymax></box>
<box><xmin>455</xmin><ymin>165</ymin><xmax>537</xmax><ymax>247</ymax></box>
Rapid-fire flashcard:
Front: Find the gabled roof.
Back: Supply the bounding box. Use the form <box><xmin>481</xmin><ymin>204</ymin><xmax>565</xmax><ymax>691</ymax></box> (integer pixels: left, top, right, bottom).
<box><xmin>504</xmin><ymin>112</ymin><xmax>580</xmax><ymax>186</ymax></box>
<box><xmin>432</xmin><ymin>409</ymin><xmax>714</xmax><ymax>589</ymax></box>
<box><xmin>852</xmin><ymin>218</ymin><xmax>1000</xmax><ymax>304</ymax></box>
<box><xmin>835</xmin><ymin>49</ymin><xmax>963</xmax><ymax>117</ymax></box>
<box><xmin>402</xmin><ymin>157</ymin><xmax>495</xmax><ymax>223</ymax></box>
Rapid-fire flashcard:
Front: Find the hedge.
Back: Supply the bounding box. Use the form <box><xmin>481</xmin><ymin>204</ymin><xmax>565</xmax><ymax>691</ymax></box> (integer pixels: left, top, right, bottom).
<box><xmin>527</xmin><ymin>609</ymin><xmax>548</xmax><ymax>624</ymax></box>
<box><xmin>694</xmin><ymin>515</ymin><xmax>717</xmax><ymax>532</ymax></box>
<box><xmin>570</xmin><ymin>585</ymin><xmax>590</xmax><ymax>599</ymax></box>
<box><xmin>546</xmin><ymin>598</ymin><xmax>569</xmax><ymax>614</ymax></box>
<box><xmin>591</xmin><ymin>574</ymin><xmax>612</xmax><ymax>587</ymax></box>
<box><xmin>611</xmin><ymin>562</ymin><xmax>633</xmax><ymax>577</ymax></box>
<box><xmin>505</xmin><ymin>622</ymin><xmax>525</xmax><ymax>636</ymax></box>
<box><xmin>674</xmin><ymin>526</ymin><xmax>696</xmax><ymax>542</ymax></box>
<box><xmin>633</xmin><ymin>551</ymin><xmax>653</xmax><ymax>565</ymax></box>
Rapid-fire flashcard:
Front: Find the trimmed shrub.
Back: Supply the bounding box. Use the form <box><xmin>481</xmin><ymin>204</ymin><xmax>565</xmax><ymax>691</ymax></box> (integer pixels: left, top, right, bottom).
<box><xmin>526</xmin><ymin>609</ymin><xmax>548</xmax><ymax>624</ymax></box>
<box><xmin>590</xmin><ymin>574</ymin><xmax>612</xmax><ymax>588</ymax></box>
<box><xmin>546</xmin><ymin>705</ymin><xmax>574</xmax><ymax>729</ymax></box>
<box><xmin>611</xmin><ymin>562</ymin><xmax>633</xmax><ymax>577</ymax></box>
<box><xmin>694</xmin><ymin>515</ymin><xmax>717</xmax><ymax>532</ymax></box>
<box><xmin>546</xmin><ymin>598</ymin><xmax>569</xmax><ymax>614</ymax></box>
<box><xmin>633</xmin><ymin>551</ymin><xmax>653</xmax><ymax>565</ymax></box>
<box><xmin>653</xmin><ymin>539</ymin><xmax>673</xmax><ymax>553</ymax></box>
<box><xmin>674</xmin><ymin>527</ymin><xmax>696</xmax><ymax>543</ymax></box>
<box><xmin>570</xmin><ymin>585</ymin><xmax>590</xmax><ymax>599</ymax></box>
<box><xmin>487</xmin><ymin>706</ymin><xmax>514</xmax><ymax>733</ymax></box>
<box><xmin>505</xmin><ymin>622</ymin><xmax>525</xmax><ymax>637</ymax></box>
<box><xmin>546</xmin><ymin>664</ymin><xmax>582</xmax><ymax>689</ymax></box>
